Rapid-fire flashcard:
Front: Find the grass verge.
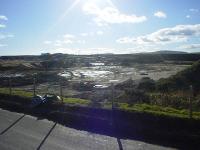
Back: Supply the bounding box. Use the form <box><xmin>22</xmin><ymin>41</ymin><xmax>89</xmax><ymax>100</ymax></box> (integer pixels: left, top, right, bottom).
<box><xmin>0</xmin><ymin>87</ymin><xmax>33</xmax><ymax>98</ymax></box>
<box><xmin>63</xmin><ymin>97</ymin><xmax>90</xmax><ymax>106</ymax></box>
<box><xmin>117</xmin><ymin>103</ymin><xmax>200</xmax><ymax>119</ymax></box>
<box><xmin>0</xmin><ymin>87</ymin><xmax>199</xmax><ymax>119</ymax></box>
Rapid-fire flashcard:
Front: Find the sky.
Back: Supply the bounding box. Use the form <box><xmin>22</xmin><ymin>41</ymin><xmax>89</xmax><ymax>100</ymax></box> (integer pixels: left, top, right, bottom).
<box><xmin>0</xmin><ymin>0</ymin><xmax>200</xmax><ymax>55</ymax></box>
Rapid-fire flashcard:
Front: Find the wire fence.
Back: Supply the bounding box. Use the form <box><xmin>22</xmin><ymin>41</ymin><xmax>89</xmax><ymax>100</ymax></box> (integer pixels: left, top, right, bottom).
<box><xmin>0</xmin><ymin>75</ymin><xmax>198</xmax><ymax>119</ymax></box>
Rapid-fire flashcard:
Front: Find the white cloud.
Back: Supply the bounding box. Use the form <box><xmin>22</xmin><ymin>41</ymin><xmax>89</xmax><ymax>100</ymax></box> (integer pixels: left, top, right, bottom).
<box><xmin>186</xmin><ymin>15</ymin><xmax>191</xmax><ymax>19</ymax></box>
<box><xmin>54</xmin><ymin>40</ymin><xmax>63</xmax><ymax>47</ymax></box>
<box><xmin>126</xmin><ymin>46</ymin><xmax>160</xmax><ymax>53</ymax></box>
<box><xmin>97</xmin><ymin>30</ymin><xmax>103</xmax><ymax>35</ymax></box>
<box><xmin>154</xmin><ymin>11</ymin><xmax>167</xmax><ymax>18</ymax></box>
<box><xmin>45</xmin><ymin>33</ymin><xmax>86</xmax><ymax>47</ymax></box>
<box><xmin>53</xmin><ymin>47</ymin><xmax>77</xmax><ymax>54</ymax></box>
<box><xmin>62</xmin><ymin>34</ymin><xmax>75</xmax><ymax>44</ymax></box>
<box><xmin>0</xmin><ymin>16</ymin><xmax>12</xmax><ymax>48</ymax></box>
<box><xmin>80</xmin><ymin>31</ymin><xmax>103</xmax><ymax>36</ymax></box>
<box><xmin>0</xmin><ymin>33</ymin><xmax>13</xmax><ymax>49</ymax></box>
<box><xmin>0</xmin><ymin>34</ymin><xmax>14</xmax><ymax>40</ymax></box>
<box><xmin>54</xmin><ymin>43</ymin><xmax>62</xmax><ymax>47</ymax></box>
<box><xmin>0</xmin><ymin>43</ymin><xmax>7</xmax><ymax>47</ymax></box>
<box><xmin>189</xmin><ymin>8</ymin><xmax>199</xmax><ymax>13</ymax></box>
<box><xmin>117</xmin><ymin>37</ymin><xmax>134</xmax><ymax>44</ymax></box>
<box><xmin>63</xmin><ymin>39</ymin><xmax>74</xmax><ymax>44</ymax></box>
<box><xmin>117</xmin><ymin>24</ymin><xmax>200</xmax><ymax>45</ymax></box>
<box><xmin>80</xmin><ymin>33</ymin><xmax>88</xmax><ymax>36</ymax></box>
<box><xmin>0</xmin><ymin>15</ymin><xmax>8</xmax><ymax>21</ymax></box>
<box><xmin>51</xmin><ymin>46</ymin><xmax>160</xmax><ymax>55</ymax></box>
<box><xmin>86</xmin><ymin>48</ymin><xmax>115</xmax><ymax>54</ymax></box>
<box><xmin>63</xmin><ymin>34</ymin><xmax>75</xmax><ymax>39</ymax></box>
<box><xmin>0</xmin><ymin>24</ymin><xmax>6</xmax><ymax>28</ymax></box>
<box><xmin>82</xmin><ymin>3</ymin><xmax>147</xmax><ymax>26</ymax></box>
<box><xmin>179</xmin><ymin>44</ymin><xmax>200</xmax><ymax>50</ymax></box>
<box><xmin>77</xmin><ymin>40</ymin><xmax>86</xmax><ymax>44</ymax></box>
<box><xmin>43</xmin><ymin>40</ymin><xmax>52</xmax><ymax>44</ymax></box>
<box><xmin>186</xmin><ymin>9</ymin><xmax>199</xmax><ymax>19</ymax></box>
<box><xmin>50</xmin><ymin>47</ymin><xmax>116</xmax><ymax>55</ymax></box>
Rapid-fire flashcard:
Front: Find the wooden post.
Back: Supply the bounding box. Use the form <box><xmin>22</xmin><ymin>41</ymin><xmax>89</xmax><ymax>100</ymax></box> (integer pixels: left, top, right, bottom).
<box><xmin>111</xmin><ymin>83</ymin><xmax>115</xmax><ymax>125</ymax></box>
<box><xmin>33</xmin><ymin>74</ymin><xmax>36</xmax><ymax>97</ymax></box>
<box><xmin>59</xmin><ymin>79</ymin><xmax>63</xmax><ymax>103</ymax></box>
<box><xmin>111</xmin><ymin>83</ymin><xmax>114</xmax><ymax>110</ymax></box>
<box><xmin>189</xmin><ymin>85</ymin><xmax>193</xmax><ymax>119</ymax></box>
<box><xmin>8</xmin><ymin>77</ymin><xmax>12</xmax><ymax>96</ymax></box>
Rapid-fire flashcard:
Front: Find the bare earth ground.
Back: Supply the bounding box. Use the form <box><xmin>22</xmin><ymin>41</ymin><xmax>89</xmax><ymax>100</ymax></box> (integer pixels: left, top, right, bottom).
<box><xmin>64</xmin><ymin>63</ymin><xmax>189</xmax><ymax>83</ymax></box>
<box><xmin>0</xmin><ymin>63</ymin><xmax>190</xmax><ymax>97</ymax></box>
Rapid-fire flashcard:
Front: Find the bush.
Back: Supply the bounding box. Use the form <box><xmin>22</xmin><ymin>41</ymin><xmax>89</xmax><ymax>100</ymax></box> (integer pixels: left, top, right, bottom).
<box><xmin>137</xmin><ymin>77</ymin><xmax>156</xmax><ymax>91</ymax></box>
<box><xmin>124</xmin><ymin>88</ymin><xmax>150</xmax><ymax>104</ymax></box>
<box><xmin>156</xmin><ymin>60</ymin><xmax>200</xmax><ymax>92</ymax></box>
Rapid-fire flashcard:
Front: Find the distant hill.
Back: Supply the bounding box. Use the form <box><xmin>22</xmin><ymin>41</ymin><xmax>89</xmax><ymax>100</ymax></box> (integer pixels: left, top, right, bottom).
<box><xmin>152</xmin><ymin>50</ymin><xmax>188</xmax><ymax>54</ymax></box>
<box><xmin>157</xmin><ymin>60</ymin><xmax>200</xmax><ymax>92</ymax></box>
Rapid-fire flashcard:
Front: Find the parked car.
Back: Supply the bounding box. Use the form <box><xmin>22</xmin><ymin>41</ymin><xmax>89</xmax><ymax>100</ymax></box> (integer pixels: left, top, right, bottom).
<box><xmin>29</xmin><ymin>95</ymin><xmax>45</xmax><ymax>108</ymax></box>
<box><xmin>43</xmin><ymin>94</ymin><xmax>61</xmax><ymax>103</ymax></box>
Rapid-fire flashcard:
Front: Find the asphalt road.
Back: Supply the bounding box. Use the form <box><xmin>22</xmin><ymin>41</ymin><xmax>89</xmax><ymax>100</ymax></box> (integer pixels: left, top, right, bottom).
<box><xmin>0</xmin><ymin>108</ymin><xmax>176</xmax><ymax>150</ymax></box>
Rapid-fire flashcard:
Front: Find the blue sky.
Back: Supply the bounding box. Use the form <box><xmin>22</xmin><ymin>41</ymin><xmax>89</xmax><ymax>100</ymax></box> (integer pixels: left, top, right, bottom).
<box><xmin>0</xmin><ymin>0</ymin><xmax>200</xmax><ymax>55</ymax></box>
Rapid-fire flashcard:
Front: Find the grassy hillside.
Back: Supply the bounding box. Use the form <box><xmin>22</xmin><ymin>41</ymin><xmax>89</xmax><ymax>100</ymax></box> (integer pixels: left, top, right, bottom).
<box><xmin>157</xmin><ymin>60</ymin><xmax>200</xmax><ymax>92</ymax></box>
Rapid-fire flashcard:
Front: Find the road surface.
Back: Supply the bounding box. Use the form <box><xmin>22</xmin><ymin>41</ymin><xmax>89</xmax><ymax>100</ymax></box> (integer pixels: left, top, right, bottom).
<box><xmin>0</xmin><ymin>108</ymin><xmax>176</xmax><ymax>150</ymax></box>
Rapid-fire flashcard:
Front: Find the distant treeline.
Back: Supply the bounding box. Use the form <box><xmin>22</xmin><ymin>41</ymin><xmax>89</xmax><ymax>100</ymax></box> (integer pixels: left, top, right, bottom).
<box><xmin>1</xmin><ymin>53</ymin><xmax>200</xmax><ymax>69</ymax></box>
<box><xmin>110</xmin><ymin>54</ymin><xmax>200</xmax><ymax>65</ymax></box>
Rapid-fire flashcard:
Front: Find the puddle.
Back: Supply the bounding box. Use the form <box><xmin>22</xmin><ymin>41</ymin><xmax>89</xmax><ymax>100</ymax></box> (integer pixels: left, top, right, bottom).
<box><xmin>58</xmin><ymin>64</ymin><xmax>188</xmax><ymax>83</ymax></box>
<box><xmin>0</xmin><ymin>73</ymin><xmax>25</xmax><ymax>78</ymax></box>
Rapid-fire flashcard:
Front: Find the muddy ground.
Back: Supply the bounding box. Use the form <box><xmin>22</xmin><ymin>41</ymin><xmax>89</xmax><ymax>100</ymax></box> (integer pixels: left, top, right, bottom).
<box><xmin>0</xmin><ymin>63</ymin><xmax>190</xmax><ymax>100</ymax></box>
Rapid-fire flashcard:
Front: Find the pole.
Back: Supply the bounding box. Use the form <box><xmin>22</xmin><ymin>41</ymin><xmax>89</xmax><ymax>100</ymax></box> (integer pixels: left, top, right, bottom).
<box><xmin>59</xmin><ymin>79</ymin><xmax>63</xmax><ymax>103</ymax></box>
<box><xmin>33</xmin><ymin>75</ymin><xmax>36</xmax><ymax>97</ymax></box>
<box><xmin>59</xmin><ymin>78</ymin><xmax>65</xmax><ymax>124</ymax></box>
<box><xmin>8</xmin><ymin>77</ymin><xmax>12</xmax><ymax>96</ymax></box>
<box><xmin>111</xmin><ymin>83</ymin><xmax>114</xmax><ymax>110</ymax></box>
<box><xmin>189</xmin><ymin>85</ymin><xmax>193</xmax><ymax>119</ymax></box>
<box><xmin>110</xmin><ymin>83</ymin><xmax>114</xmax><ymax>125</ymax></box>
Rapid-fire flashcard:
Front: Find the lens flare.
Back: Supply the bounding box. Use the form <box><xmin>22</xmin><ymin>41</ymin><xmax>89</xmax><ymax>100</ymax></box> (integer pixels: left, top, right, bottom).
<box><xmin>45</xmin><ymin>0</ymin><xmax>115</xmax><ymax>35</ymax></box>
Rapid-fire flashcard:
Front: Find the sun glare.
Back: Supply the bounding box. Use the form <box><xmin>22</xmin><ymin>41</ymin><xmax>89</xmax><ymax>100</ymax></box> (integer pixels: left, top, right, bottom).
<box><xmin>46</xmin><ymin>0</ymin><xmax>115</xmax><ymax>34</ymax></box>
<box><xmin>84</xmin><ymin>0</ymin><xmax>115</xmax><ymax>7</ymax></box>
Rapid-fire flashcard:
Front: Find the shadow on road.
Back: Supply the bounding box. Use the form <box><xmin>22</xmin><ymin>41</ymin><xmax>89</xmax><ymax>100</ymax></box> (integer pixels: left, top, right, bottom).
<box><xmin>36</xmin><ymin>122</ymin><xmax>57</xmax><ymax>150</ymax></box>
<box><xmin>0</xmin><ymin>114</ymin><xmax>26</xmax><ymax>135</ymax></box>
<box><xmin>1</xmin><ymin>102</ymin><xmax>200</xmax><ymax>150</ymax></box>
<box><xmin>117</xmin><ymin>138</ymin><xmax>123</xmax><ymax>150</ymax></box>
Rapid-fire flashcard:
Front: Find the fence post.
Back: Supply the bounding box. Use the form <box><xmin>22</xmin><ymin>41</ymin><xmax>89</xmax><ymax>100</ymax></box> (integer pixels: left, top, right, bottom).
<box><xmin>59</xmin><ymin>79</ymin><xmax>63</xmax><ymax>103</ymax></box>
<box><xmin>33</xmin><ymin>74</ymin><xmax>36</xmax><ymax>97</ymax></box>
<box><xmin>8</xmin><ymin>77</ymin><xmax>12</xmax><ymax>96</ymax></box>
<box><xmin>111</xmin><ymin>83</ymin><xmax>114</xmax><ymax>110</ymax></box>
<box><xmin>110</xmin><ymin>82</ymin><xmax>115</xmax><ymax>125</ymax></box>
<box><xmin>189</xmin><ymin>85</ymin><xmax>193</xmax><ymax>119</ymax></box>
